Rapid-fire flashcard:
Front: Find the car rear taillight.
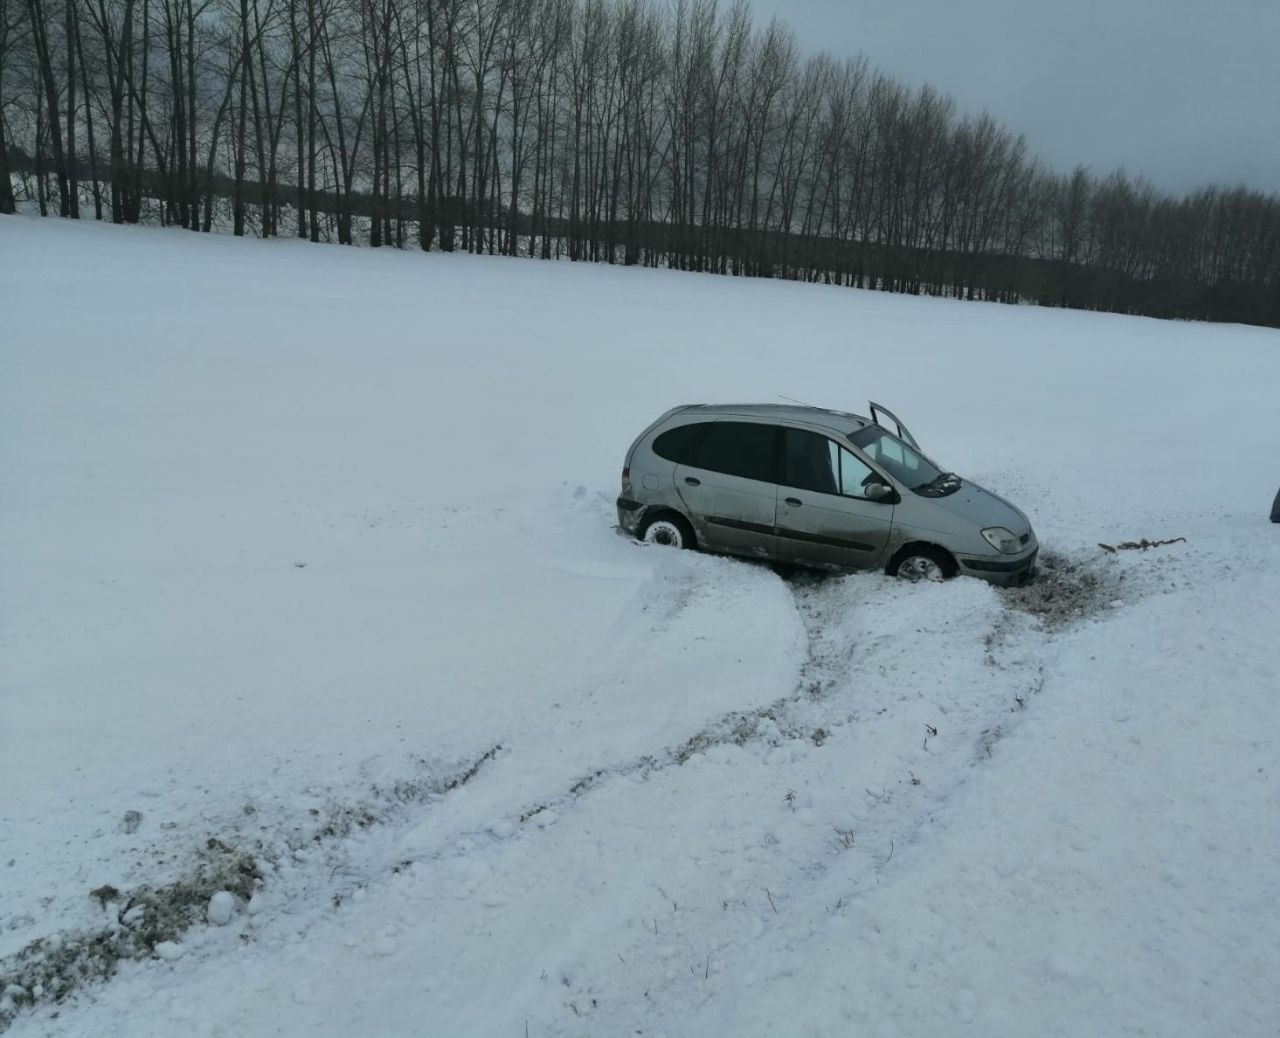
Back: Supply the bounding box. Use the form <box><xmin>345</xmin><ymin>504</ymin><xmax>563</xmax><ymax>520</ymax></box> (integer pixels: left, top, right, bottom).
<box><xmin>622</xmin><ymin>466</ymin><xmax>630</xmax><ymax>481</ymax></box>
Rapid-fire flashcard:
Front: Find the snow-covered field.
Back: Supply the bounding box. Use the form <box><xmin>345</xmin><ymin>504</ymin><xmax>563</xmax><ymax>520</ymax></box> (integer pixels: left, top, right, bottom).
<box><xmin>1</xmin><ymin>216</ymin><xmax>1278</xmax><ymax>1036</ymax></box>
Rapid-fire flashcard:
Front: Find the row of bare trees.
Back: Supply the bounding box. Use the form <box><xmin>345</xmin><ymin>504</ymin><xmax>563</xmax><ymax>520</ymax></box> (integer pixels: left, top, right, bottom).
<box><xmin>2</xmin><ymin>0</ymin><xmax>1278</xmax><ymax>325</ymax></box>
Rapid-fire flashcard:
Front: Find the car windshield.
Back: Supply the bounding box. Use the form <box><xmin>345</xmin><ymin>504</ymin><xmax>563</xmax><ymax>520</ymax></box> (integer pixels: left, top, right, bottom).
<box><xmin>848</xmin><ymin>426</ymin><xmax>948</xmax><ymax>491</ymax></box>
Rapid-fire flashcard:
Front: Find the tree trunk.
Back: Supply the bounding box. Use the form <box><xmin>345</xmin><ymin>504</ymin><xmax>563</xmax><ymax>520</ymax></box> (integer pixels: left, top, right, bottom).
<box><xmin>27</xmin><ymin>0</ymin><xmax>71</xmax><ymax>215</ymax></box>
<box><xmin>289</xmin><ymin>0</ymin><xmax>306</xmax><ymax>235</ymax></box>
<box><xmin>73</xmin><ymin>0</ymin><xmax>104</xmax><ymax>219</ymax></box>
<box><xmin>306</xmin><ymin>0</ymin><xmax>318</xmax><ymax>241</ymax></box>
<box><xmin>233</xmin><ymin>0</ymin><xmax>250</xmax><ymax>236</ymax></box>
<box><xmin>64</xmin><ymin>0</ymin><xmax>80</xmax><ymax>217</ymax></box>
<box><xmin>0</xmin><ymin>109</ymin><xmax>16</xmax><ymax>214</ymax></box>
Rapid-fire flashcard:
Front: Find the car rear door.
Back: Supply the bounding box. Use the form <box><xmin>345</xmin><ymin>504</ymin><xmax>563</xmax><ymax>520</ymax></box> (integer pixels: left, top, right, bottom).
<box><xmin>774</xmin><ymin>427</ymin><xmax>895</xmax><ymax>569</ymax></box>
<box><xmin>674</xmin><ymin>421</ymin><xmax>779</xmax><ymax>559</ymax></box>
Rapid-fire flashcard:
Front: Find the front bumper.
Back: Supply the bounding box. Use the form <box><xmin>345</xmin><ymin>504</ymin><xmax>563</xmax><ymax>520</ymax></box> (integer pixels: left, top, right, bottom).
<box><xmin>956</xmin><ymin>546</ymin><xmax>1039</xmax><ymax>587</ymax></box>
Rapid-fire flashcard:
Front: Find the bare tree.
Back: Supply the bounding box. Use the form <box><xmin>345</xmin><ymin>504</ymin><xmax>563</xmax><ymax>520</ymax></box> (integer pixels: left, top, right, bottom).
<box><xmin>4</xmin><ymin>0</ymin><xmax>1276</xmax><ymax>328</ymax></box>
<box><xmin>0</xmin><ymin>0</ymin><xmax>26</xmax><ymax>213</ymax></box>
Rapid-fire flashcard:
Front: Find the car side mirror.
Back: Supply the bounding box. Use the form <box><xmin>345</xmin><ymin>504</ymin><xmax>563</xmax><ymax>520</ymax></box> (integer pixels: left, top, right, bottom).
<box><xmin>865</xmin><ymin>482</ymin><xmax>895</xmax><ymax>503</ymax></box>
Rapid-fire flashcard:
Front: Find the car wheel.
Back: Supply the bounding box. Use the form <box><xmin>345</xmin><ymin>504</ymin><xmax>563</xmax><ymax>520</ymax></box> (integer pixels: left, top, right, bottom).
<box><xmin>640</xmin><ymin>514</ymin><xmax>695</xmax><ymax>550</ymax></box>
<box><xmin>893</xmin><ymin>546</ymin><xmax>956</xmax><ymax>582</ymax></box>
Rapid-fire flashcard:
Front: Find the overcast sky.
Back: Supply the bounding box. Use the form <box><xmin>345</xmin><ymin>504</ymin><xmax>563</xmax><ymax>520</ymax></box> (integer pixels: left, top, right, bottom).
<box><xmin>749</xmin><ymin>0</ymin><xmax>1279</xmax><ymax>196</ymax></box>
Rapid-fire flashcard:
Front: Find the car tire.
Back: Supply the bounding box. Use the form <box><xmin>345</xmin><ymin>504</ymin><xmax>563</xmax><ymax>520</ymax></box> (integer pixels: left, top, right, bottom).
<box><xmin>892</xmin><ymin>545</ymin><xmax>956</xmax><ymax>582</ymax></box>
<box><xmin>639</xmin><ymin>513</ymin><xmax>696</xmax><ymax>550</ymax></box>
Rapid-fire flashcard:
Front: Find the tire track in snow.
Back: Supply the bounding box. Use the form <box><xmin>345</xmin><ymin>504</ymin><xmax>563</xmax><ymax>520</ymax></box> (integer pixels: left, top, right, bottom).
<box><xmin>489</xmin><ymin>562</ymin><xmax>1055</xmax><ymax>873</ymax></box>
<box><xmin>0</xmin><ymin>549</ymin><xmax>1136</xmax><ymax>1033</ymax></box>
<box><xmin>533</xmin><ymin>554</ymin><xmax>1143</xmax><ymax>1031</ymax></box>
<box><xmin>0</xmin><ymin>745</ymin><xmax>504</xmax><ymax>1032</ymax></box>
<box><xmin>426</xmin><ymin>550</ymin><xmax>1124</xmax><ymax>883</ymax></box>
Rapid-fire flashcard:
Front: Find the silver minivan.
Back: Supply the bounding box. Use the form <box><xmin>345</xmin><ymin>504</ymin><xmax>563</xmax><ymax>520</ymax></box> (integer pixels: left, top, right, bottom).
<box><xmin>617</xmin><ymin>402</ymin><xmax>1038</xmax><ymax>586</ymax></box>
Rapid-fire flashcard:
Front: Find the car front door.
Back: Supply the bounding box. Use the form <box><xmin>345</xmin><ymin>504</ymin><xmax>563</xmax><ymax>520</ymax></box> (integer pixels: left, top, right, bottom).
<box><xmin>674</xmin><ymin>420</ymin><xmax>779</xmax><ymax>559</ymax></box>
<box><xmin>869</xmin><ymin>401</ymin><xmax>920</xmax><ymax>450</ymax></box>
<box><xmin>774</xmin><ymin>427</ymin><xmax>895</xmax><ymax>569</ymax></box>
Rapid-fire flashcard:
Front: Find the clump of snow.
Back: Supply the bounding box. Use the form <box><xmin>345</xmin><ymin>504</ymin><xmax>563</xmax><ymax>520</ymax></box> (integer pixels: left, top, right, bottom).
<box><xmin>152</xmin><ymin>942</ymin><xmax>184</xmax><ymax>962</ymax></box>
<box><xmin>206</xmin><ymin>893</ymin><xmax>235</xmax><ymax>927</ymax></box>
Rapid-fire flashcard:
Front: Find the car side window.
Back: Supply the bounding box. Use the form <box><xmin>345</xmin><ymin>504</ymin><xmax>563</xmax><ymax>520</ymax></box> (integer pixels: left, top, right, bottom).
<box><xmin>652</xmin><ymin>423</ymin><xmax>707</xmax><ymax>464</ymax></box>
<box><xmin>784</xmin><ymin>429</ymin><xmax>877</xmax><ymax>498</ymax></box>
<box><xmin>782</xmin><ymin>428</ymin><xmax>838</xmax><ymax>494</ymax></box>
<box><xmin>838</xmin><ymin>448</ymin><xmax>876</xmax><ymax>497</ymax></box>
<box><xmin>691</xmin><ymin>422</ymin><xmax>777</xmax><ymax>482</ymax></box>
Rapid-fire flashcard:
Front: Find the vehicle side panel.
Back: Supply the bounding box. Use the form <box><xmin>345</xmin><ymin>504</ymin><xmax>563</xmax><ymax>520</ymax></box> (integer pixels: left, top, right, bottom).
<box><xmin>773</xmin><ymin>487</ymin><xmax>894</xmax><ymax>569</ymax></box>
<box><xmin>674</xmin><ymin>464</ymin><xmax>777</xmax><ymax>558</ymax></box>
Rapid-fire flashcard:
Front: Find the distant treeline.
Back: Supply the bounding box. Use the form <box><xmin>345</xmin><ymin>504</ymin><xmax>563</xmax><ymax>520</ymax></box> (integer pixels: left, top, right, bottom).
<box><xmin>2</xmin><ymin>0</ymin><xmax>1277</xmax><ymax>327</ymax></box>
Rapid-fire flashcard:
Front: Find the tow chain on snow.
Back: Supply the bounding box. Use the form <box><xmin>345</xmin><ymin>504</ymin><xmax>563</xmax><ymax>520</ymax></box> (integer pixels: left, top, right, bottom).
<box><xmin>1097</xmin><ymin>537</ymin><xmax>1187</xmax><ymax>553</ymax></box>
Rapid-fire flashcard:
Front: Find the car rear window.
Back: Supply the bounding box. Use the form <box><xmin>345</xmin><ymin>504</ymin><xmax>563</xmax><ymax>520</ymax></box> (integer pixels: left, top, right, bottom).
<box><xmin>690</xmin><ymin>422</ymin><xmax>777</xmax><ymax>483</ymax></box>
<box><xmin>652</xmin><ymin>423</ymin><xmax>707</xmax><ymax>464</ymax></box>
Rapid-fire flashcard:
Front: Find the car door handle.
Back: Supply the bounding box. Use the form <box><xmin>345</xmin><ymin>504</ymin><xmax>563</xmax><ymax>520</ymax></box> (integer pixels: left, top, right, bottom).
<box><xmin>785</xmin><ymin>497</ymin><xmax>802</xmax><ymax>507</ymax></box>
<box><xmin>684</xmin><ymin>476</ymin><xmax>701</xmax><ymax>486</ymax></box>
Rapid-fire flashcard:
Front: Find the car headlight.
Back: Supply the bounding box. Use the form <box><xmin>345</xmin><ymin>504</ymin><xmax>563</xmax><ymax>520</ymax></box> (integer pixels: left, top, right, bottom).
<box><xmin>981</xmin><ymin>527</ymin><xmax>1022</xmax><ymax>554</ymax></box>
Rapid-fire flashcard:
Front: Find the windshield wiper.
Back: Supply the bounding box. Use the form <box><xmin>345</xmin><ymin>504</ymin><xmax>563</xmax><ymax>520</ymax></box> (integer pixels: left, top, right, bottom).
<box><xmin>913</xmin><ymin>472</ymin><xmax>961</xmax><ymax>493</ymax></box>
